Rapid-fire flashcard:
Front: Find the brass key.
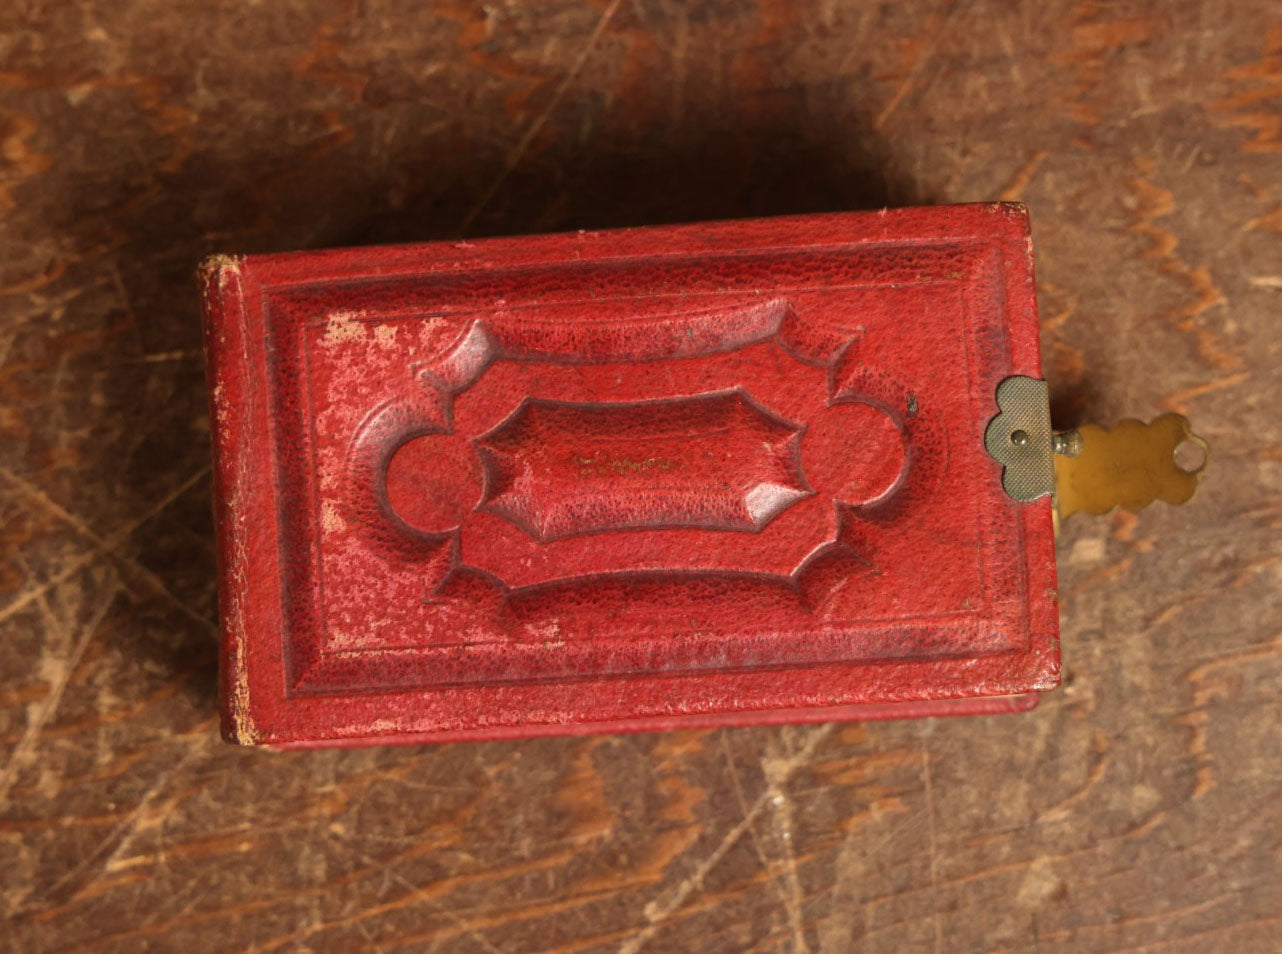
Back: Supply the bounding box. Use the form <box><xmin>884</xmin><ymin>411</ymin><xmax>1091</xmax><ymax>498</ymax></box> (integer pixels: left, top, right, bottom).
<box><xmin>1054</xmin><ymin>414</ymin><xmax>1210</xmax><ymax>520</ymax></box>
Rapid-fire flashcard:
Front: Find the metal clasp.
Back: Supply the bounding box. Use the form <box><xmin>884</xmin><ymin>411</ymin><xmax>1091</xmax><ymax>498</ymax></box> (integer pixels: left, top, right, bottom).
<box><xmin>984</xmin><ymin>376</ymin><xmax>1210</xmax><ymax>523</ymax></box>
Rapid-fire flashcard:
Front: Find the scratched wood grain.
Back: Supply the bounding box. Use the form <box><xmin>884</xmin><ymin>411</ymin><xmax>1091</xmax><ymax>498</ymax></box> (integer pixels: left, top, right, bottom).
<box><xmin>2</xmin><ymin>1</ymin><xmax>1280</xmax><ymax>952</ymax></box>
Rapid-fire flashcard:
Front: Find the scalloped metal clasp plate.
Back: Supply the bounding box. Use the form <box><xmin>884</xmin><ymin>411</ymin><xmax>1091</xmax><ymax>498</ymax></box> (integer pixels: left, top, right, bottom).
<box><xmin>983</xmin><ymin>376</ymin><xmax>1055</xmax><ymax>502</ymax></box>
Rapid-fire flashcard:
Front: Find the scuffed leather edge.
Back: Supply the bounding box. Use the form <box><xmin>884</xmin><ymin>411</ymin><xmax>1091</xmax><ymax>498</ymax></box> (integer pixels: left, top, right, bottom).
<box><xmin>199</xmin><ymin>254</ymin><xmax>261</xmax><ymax>745</ymax></box>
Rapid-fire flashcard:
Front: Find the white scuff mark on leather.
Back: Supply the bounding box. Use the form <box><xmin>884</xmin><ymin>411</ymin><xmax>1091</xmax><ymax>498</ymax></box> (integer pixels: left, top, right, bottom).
<box><xmin>323</xmin><ymin>310</ymin><xmax>369</xmax><ymax>347</ymax></box>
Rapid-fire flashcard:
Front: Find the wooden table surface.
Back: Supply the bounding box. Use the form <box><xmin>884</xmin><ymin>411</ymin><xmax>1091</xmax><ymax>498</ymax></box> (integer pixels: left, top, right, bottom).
<box><xmin>2</xmin><ymin>2</ymin><xmax>1280</xmax><ymax>951</ymax></box>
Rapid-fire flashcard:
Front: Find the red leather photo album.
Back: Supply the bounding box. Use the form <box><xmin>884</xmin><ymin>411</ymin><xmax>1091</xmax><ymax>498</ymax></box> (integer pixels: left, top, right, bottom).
<box><xmin>200</xmin><ymin>203</ymin><xmax>1059</xmax><ymax>748</ymax></box>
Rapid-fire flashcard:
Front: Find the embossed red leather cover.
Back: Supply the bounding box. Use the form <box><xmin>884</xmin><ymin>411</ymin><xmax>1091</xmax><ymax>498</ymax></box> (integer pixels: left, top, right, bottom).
<box><xmin>201</xmin><ymin>203</ymin><xmax>1058</xmax><ymax>748</ymax></box>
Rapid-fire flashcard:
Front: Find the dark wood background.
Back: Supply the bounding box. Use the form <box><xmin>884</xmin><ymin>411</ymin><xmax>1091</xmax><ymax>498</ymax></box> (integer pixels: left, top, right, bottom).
<box><xmin>2</xmin><ymin>1</ymin><xmax>1280</xmax><ymax>951</ymax></box>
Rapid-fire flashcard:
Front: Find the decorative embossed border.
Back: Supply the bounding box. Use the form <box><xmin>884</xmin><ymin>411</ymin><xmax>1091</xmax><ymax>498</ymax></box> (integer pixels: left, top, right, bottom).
<box><xmin>202</xmin><ymin>205</ymin><xmax>1059</xmax><ymax>746</ymax></box>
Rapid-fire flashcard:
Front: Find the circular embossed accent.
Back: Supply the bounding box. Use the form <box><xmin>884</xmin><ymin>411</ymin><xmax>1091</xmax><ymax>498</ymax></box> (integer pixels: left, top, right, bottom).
<box><xmin>385</xmin><ymin>432</ymin><xmax>484</xmax><ymax>533</ymax></box>
<box><xmin>802</xmin><ymin>401</ymin><xmax>906</xmax><ymax>507</ymax></box>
